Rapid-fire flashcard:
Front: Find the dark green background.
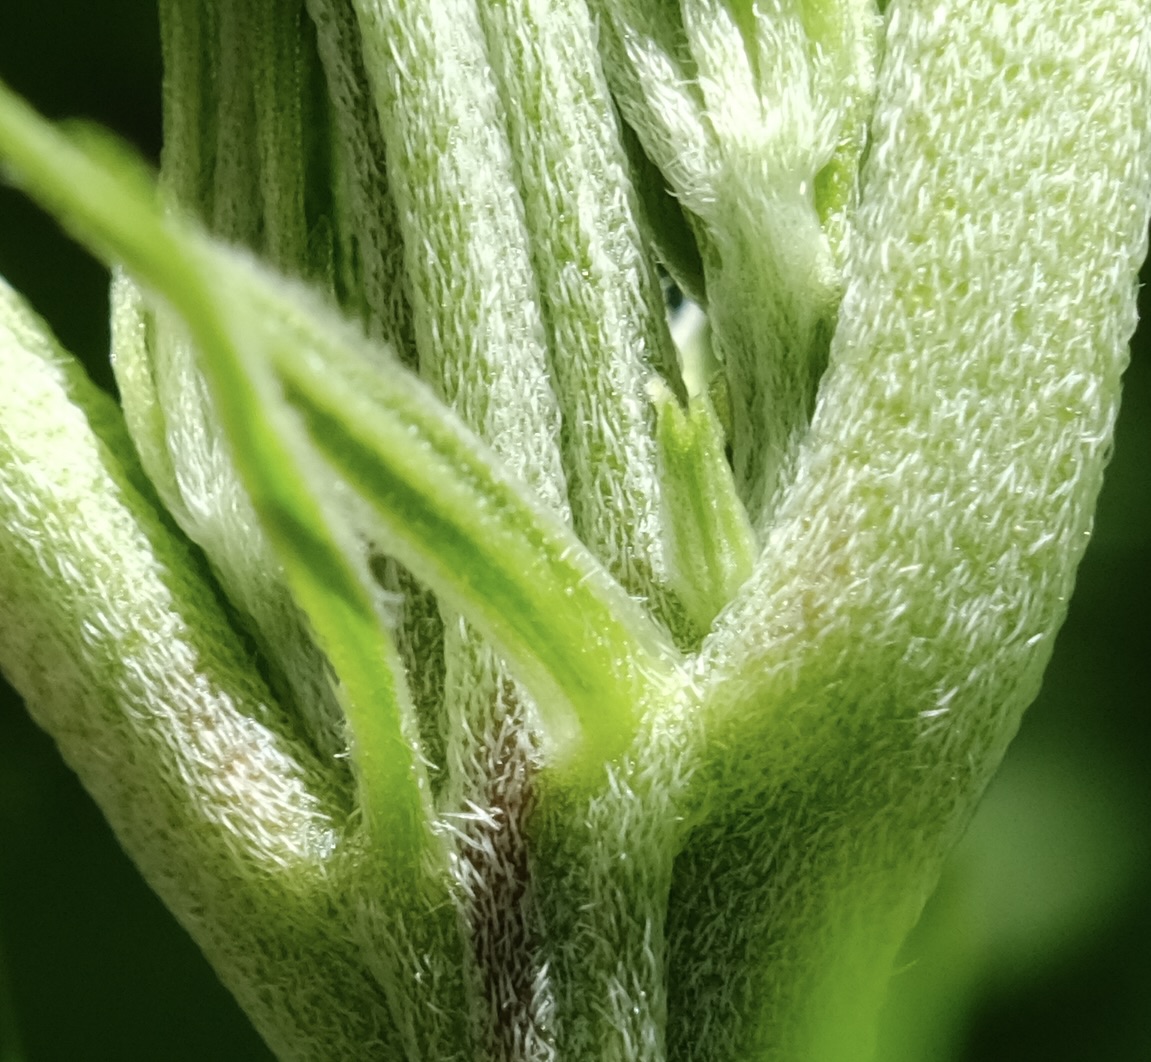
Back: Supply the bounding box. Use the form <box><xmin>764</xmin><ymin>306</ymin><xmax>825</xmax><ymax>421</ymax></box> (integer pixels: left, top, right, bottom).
<box><xmin>1</xmin><ymin>6</ymin><xmax>1147</xmax><ymax>1059</ymax></box>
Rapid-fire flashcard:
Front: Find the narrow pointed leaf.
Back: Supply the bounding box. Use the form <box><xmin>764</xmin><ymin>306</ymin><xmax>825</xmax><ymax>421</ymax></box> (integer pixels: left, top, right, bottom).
<box><xmin>266</xmin><ymin>307</ymin><xmax>680</xmax><ymax>769</ymax></box>
<box><xmin>0</xmin><ymin>78</ymin><xmax>679</xmax><ymax>775</ymax></box>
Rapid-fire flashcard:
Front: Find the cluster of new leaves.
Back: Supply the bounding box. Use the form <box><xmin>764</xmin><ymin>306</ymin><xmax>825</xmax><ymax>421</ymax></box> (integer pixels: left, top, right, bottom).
<box><xmin>1</xmin><ymin>1</ymin><xmax>1149</xmax><ymax>1060</ymax></box>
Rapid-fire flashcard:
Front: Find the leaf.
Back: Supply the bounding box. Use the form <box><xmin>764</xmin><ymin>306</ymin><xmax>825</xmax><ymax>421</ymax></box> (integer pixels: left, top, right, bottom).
<box><xmin>653</xmin><ymin>383</ymin><xmax>756</xmax><ymax>631</ymax></box>
<box><xmin>0</xmin><ymin>76</ymin><xmax>679</xmax><ymax>777</ymax></box>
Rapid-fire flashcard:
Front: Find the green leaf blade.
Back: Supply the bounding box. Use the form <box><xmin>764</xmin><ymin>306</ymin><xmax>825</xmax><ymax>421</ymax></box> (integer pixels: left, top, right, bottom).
<box><xmin>0</xmin><ymin>72</ymin><xmax>680</xmax><ymax>772</ymax></box>
<box><xmin>270</xmin><ymin>317</ymin><xmax>680</xmax><ymax>770</ymax></box>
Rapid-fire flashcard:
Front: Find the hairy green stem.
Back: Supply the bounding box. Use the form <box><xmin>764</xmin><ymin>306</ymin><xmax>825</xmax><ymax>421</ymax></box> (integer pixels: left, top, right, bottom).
<box><xmin>668</xmin><ymin>4</ymin><xmax>1151</xmax><ymax>1057</ymax></box>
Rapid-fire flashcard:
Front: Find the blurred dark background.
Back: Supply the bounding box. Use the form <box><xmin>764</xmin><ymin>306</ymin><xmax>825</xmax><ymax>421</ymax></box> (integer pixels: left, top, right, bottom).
<box><xmin>0</xmin><ymin>5</ymin><xmax>1147</xmax><ymax>1060</ymax></box>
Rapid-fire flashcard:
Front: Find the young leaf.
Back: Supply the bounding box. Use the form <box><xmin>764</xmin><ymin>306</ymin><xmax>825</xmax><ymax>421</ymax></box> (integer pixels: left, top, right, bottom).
<box><xmin>262</xmin><ymin>296</ymin><xmax>682</xmax><ymax>770</ymax></box>
<box><xmin>596</xmin><ymin>0</ymin><xmax>881</xmax><ymax>528</ymax></box>
<box><xmin>653</xmin><ymin>383</ymin><xmax>756</xmax><ymax>631</ymax></box>
<box><xmin>1</xmin><ymin>77</ymin><xmax>476</xmax><ymax>1053</ymax></box>
<box><xmin>0</xmin><ymin>77</ymin><xmax>680</xmax><ymax>774</ymax></box>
